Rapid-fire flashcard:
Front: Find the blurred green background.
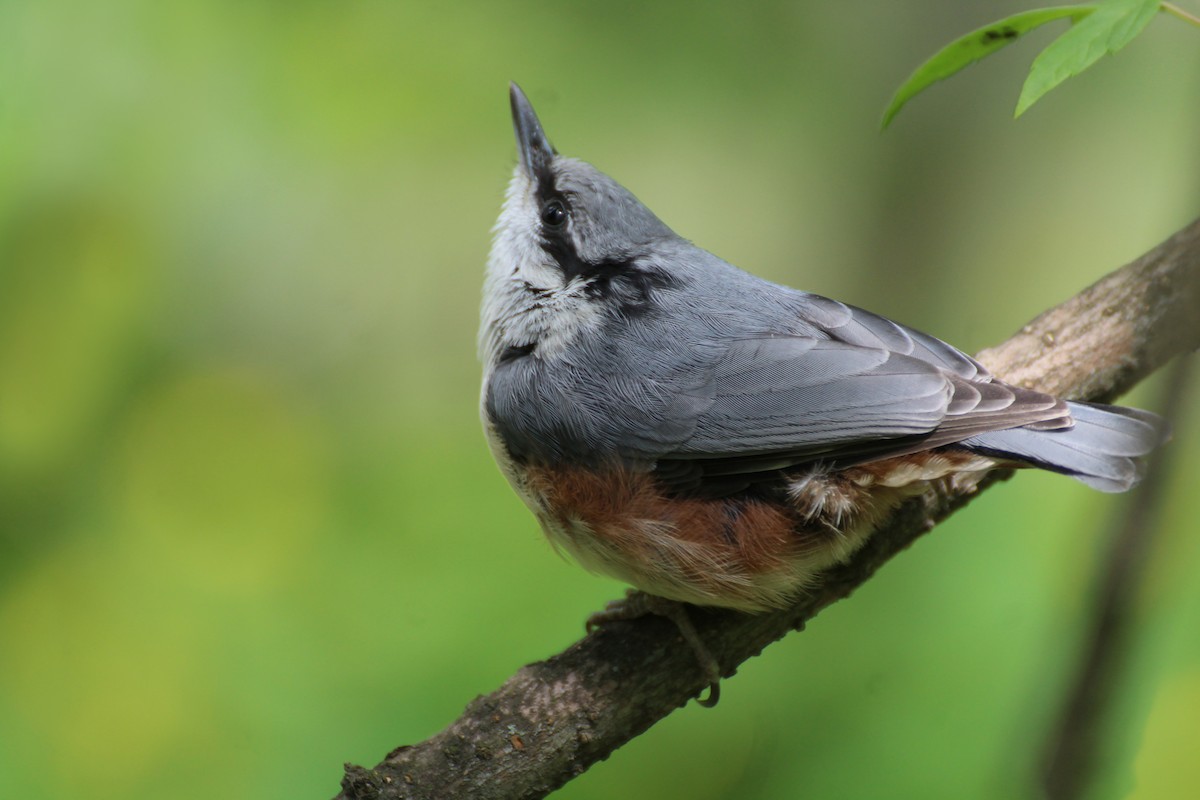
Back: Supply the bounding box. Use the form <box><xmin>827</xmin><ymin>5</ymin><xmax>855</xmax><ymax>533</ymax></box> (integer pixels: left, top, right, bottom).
<box><xmin>1</xmin><ymin>1</ymin><xmax>1198</xmax><ymax>798</ymax></box>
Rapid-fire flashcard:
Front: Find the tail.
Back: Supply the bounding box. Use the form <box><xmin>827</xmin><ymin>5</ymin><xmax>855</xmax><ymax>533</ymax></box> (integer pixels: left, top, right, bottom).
<box><xmin>960</xmin><ymin>401</ymin><xmax>1169</xmax><ymax>493</ymax></box>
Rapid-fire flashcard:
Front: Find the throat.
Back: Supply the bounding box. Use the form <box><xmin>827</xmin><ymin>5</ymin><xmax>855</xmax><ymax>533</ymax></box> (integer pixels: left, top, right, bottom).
<box><xmin>487</xmin><ymin>275</ymin><xmax>604</xmax><ymax>362</ymax></box>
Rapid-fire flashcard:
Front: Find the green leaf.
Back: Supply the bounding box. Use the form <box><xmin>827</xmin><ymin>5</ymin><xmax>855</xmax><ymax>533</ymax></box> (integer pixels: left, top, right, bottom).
<box><xmin>1016</xmin><ymin>0</ymin><xmax>1160</xmax><ymax>116</ymax></box>
<box><xmin>882</xmin><ymin>6</ymin><xmax>1096</xmax><ymax>129</ymax></box>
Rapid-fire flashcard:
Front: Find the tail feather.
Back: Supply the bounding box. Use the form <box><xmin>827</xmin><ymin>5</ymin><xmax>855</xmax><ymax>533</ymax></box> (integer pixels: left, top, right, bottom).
<box><xmin>961</xmin><ymin>401</ymin><xmax>1168</xmax><ymax>493</ymax></box>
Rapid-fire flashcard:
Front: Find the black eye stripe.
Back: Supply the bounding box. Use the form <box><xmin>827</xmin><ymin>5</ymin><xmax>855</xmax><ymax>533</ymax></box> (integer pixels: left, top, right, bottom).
<box><xmin>537</xmin><ymin>228</ymin><xmax>586</xmax><ymax>281</ymax></box>
<box><xmin>533</xmin><ymin>184</ymin><xmax>580</xmax><ymax>275</ymax></box>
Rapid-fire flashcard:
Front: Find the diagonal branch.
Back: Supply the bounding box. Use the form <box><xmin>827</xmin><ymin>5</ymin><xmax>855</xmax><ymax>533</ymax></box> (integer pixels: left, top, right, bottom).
<box><xmin>336</xmin><ymin>217</ymin><xmax>1200</xmax><ymax>800</ymax></box>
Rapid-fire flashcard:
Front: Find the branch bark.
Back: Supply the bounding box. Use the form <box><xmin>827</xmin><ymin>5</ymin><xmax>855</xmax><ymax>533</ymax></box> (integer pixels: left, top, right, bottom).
<box><xmin>336</xmin><ymin>217</ymin><xmax>1200</xmax><ymax>800</ymax></box>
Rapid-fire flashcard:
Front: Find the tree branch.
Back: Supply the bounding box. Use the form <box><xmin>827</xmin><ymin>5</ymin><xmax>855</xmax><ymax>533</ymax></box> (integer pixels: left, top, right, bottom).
<box><xmin>336</xmin><ymin>217</ymin><xmax>1200</xmax><ymax>800</ymax></box>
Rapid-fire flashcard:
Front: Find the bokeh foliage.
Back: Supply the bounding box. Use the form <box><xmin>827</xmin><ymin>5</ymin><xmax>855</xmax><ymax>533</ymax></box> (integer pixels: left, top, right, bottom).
<box><xmin>1</xmin><ymin>1</ymin><xmax>1197</xmax><ymax>798</ymax></box>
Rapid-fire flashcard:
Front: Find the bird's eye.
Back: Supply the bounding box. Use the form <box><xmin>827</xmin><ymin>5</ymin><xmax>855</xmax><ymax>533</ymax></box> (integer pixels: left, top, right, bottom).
<box><xmin>540</xmin><ymin>199</ymin><xmax>567</xmax><ymax>229</ymax></box>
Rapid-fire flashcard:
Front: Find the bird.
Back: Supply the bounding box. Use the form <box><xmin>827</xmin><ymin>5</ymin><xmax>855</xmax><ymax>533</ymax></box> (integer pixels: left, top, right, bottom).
<box><xmin>479</xmin><ymin>83</ymin><xmax>1166</xmax><ymax>701</ymax></box>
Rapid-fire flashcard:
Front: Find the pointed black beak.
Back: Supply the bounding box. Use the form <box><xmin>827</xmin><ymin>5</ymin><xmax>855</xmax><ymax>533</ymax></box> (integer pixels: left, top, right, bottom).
<box><xmin>510</xmin><ymin>82</ymin><xmax>555</xmax><ymax>181</ymax></box>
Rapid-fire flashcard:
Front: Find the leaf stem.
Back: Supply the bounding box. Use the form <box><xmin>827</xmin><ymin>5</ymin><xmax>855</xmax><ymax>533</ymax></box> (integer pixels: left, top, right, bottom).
<box><xmin>1162</xmin><ymin>1</ymin><xmax>1200</xmax><ymax>28</ymax></box>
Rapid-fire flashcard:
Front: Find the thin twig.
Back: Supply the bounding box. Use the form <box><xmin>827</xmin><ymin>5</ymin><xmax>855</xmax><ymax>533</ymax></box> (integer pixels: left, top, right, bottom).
<box><xmin>1162</xmin><ymin>2</ymin><xmax>1200</xmax><ymax>30</ymax></box>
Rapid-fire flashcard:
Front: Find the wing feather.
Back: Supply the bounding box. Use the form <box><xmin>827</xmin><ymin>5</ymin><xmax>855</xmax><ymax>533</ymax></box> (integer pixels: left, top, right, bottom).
<box><xmin>648</xmin><ymin>324</ymin><xmax>1068</xmax><ymax>492</ymax></box>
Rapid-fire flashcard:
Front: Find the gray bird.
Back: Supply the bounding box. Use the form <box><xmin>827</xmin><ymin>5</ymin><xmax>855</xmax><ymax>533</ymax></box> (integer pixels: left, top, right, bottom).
<box><xmin>480</xmin><ymin>83</ymin><xmax>1165</xmax><ymax>622</ymax></box>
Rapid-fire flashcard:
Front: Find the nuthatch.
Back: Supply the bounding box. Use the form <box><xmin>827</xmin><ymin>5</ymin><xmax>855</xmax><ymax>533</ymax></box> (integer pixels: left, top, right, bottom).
<box><xmin>480</xmin><ymin>84</ymin><xmax>1165</xmax><ymax>700</ymax></box>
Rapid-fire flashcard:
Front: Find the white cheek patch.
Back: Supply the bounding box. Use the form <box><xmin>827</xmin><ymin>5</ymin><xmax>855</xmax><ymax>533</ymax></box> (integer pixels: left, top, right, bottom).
<box><xmin>481</xmin><ymin>168</ymin><xmax>605</xmax><ymax>364</ymax></box>
<box><xmin>532</xmin><ymin>286</ymin><xmax>604</xmax><ymax>359</ymax></box>
<box><xmin>490</xmin><ymin>169</ymin><xmax>542</xmax><ymax>272</ymax></box>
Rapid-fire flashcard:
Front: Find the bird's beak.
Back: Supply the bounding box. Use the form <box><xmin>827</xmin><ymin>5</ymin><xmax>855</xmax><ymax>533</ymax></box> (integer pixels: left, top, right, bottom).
<box><xmin>509</xmin><ymin>82</ymin><xmax>555</xmax><ymax>181</ymax></box>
